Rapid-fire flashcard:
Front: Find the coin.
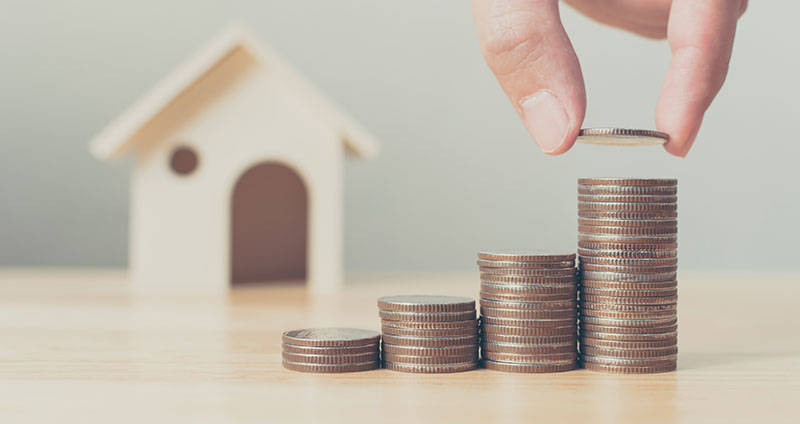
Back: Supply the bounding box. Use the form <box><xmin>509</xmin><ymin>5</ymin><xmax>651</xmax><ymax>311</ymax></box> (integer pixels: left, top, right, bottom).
<box><xmin>481</xmin><ymin>332</ymin><xmax>577</xmax><ymax>345</ymax></box>
<box><xmin>581</xmin><ymin>345</ymin><xmax>678</xmax><ymax>358</ymax></box>
<box><xmin>479</xmin><ymin>267</ymin><xmax>577</xmax><ymax>276</ymax></box>
<box><xmin>481</xmin><ymin>358</ymin><xmax>577</xmax><ymax>373</ymax></box>
<box><xmin>383</xmin><ymin>361</ymin><xmax>478</xmax><ymax>373</ymax></box>
<box><xmin>380</xmin><ymin>325</ymin><xmax>478</xmax><ymax>337</ymax></box>
<box><xmin>578</xmin><ymin>263</ymin><xmax>677</xmax><ymax>273</ymax></box>
<box><xmin>377</xmin><ymin>295</ymin><xmax>475</xmax><ymax>313</ymax></box>
<box><xmin>480</xmin><ymin>291</ymin><xmax>577</xmax><ymax>303</ymax></box>
<box><xmin>480</xmin><ymin>315</ymin><xmax>576</xmax><ymax>327</ymax></box>
<box><xmin>477</xmin><ymin>249</ymin><xmax>576</xmax><ymax>262</ymax></box>
<box><xmin>281</xmin><ymin>351</ymin><xmax>380</xmax><ymax>365</ymax></box>
<box><xmin>579</xmin><ymin>281</ymin><xmax>677</xmax><ymax>291</ymax></box>
<box><xmin>581</xmin><ymin>270</ymin><xmax>677</xmax><ymax>282</ymax></box>
<box><xmin>580</xmin><ymin>294</ymin><xmax>678</xmax><ymax>305</ymax></box>
<box><xmin>480</xmin><ymin>306</ymin><xmax>577</xmax><ymax>319</ymax></box>
<box><xmin>578</xmin><ymin>185</ymin><xmax>677</xmax><ymax>196</ymax></box>
<box><xmin>282</xmin><ymin>328</ymin><xmax>381</xmax><ymax>347</ymax></box>
<box><xmin>381</xmin><ymin>333</ymin><xmax>480</xmax><ymax>347</ymax></box>
<box><xmin>578</xmin><ymin>218</ymin><xmax>677</xmax><ymax>228</ymax></box>
<box><xmin>281</xmin><ymin>342</ymin><xmax>380</xmax><ymax>355</ymax></box>
<box><xmin>381</xmin><ymin>320</ymin><xmax>478</xmax><ymax>330</ymax></box>
<box><xmin>481</xmin><ymin>323</ymin><xmax>576</xmax><ymax>336</ymax></box>
<box><xmin>578</xmin><ymin>225</ymin><xmax>677</xmax><ymax>236</ymax></box>
<box><xmin>578</xmin><ymin>178</ymin><xmax>677</xmax><ymax>186</ymax></box>
<box><xmin>379</xmin><ymin>309</ymin><xmax>476</xmax><ymax>322</ymax></box>
<box><xmin>480</xmin><ymin>341</ymin><xmax>577</xmax><ymax>354</ymax></box>
<box><xmin>382</xmin><ymin>353</ymin><xmax>478</xmax><ymax>365</ymax></box>
<box><xmin>579</xmin><ymin>337</ymin><xmax>677</xmax><ymax>350</ymax></box>
<box><xmin>578</xmin><ymin>234</ymin><xmax>678</xmax><ymax>244</ymax></box>
<box><xmin>578</xmin><ymin>308</ymin><xmax>676</xmax><ymax>320</ymax></box>
<box><xmin>282</xmin><ymin>359</ymin><xmax>379</xmax><ymax>373</ymax></box>
<box><xmin>579</xmin><ymin>287</ymin><xmax>678</xmax><ymax>298</ymax></box>
<box><xmin>578</xmin><ymin>203</ymin><xmax>677</xmax><ymax>214</ymax></box>
<box><xmin>580</xmin><ymin>353</ymin><xmax>677</xmax><ymax>366</ymax></box>
<box><xmin>480</xmin><ymin>282</ymin><xmax>577</xmax><ymax>295</ymax></box>
<box><xmin>578</xmin><ymin>248</ymin><xmax>678</xmax><ymax>259</ymax></box>
<box><xmin>579</xmin><ymin>315</ymin><xmax>677</xmax><ymax>328</ymax></box>
<box><xmin>578</xmin><ymin>256</ymin><xmax>678</xmax><ymax>266</ymax></box>
<box><xmin>477</xmin><ymin>259</ymin><xmax>576</xmax><ymax>269</ymax></box>
<box><xmin>578</xmin><ymin>210</ymin><xmax>678</xmax><ymax>220</ymax></box>
<box><xmin>581</xmin><ymin>362</ymin><xmax>676</xmax><ymax>374</ymax></box>
<box><xmin>578</xmin><ymin>241</ymin><xmax>678</xmax><ymax>251</ymax></box>
<box><xmin>483</xmin><ymin>350</ymin><xmax>578</xmax><ymax>363</ymax></box>
<box><xmin>579</xmin><ymin>301</ymin><xmax>677</xmax><ymax>312</ymax></box>
<box><xmin>381</xmin><ymin>343</ymin><xmax>479</xmax><ymax>357</ymax></box>
<box><xmin>480</xmin><ymin>274</ymin><xmax>577</xmax><ymax>285</ymax></box>
<box><xmin>579</xmin><ymin>330</ymin><xmax>677</xmax><ymax>341</ymax></box>
<box><xmin>480</xmin><ymin>298</ymin><xmax>577</xmax><ymax>310</ymax></box>
<box><xmin>576</xmin><ymin>129</ymin><xmax>669</xmax><ymax>146</ymax></box>
<box><xmin>580</xmin><ymin>323</ymin><xmax>678</xmax><ymax>334</ymax></box>
<box><xmin>577</xmin><ymin>195</ymin><xmax>677</xmax><ymax>203</ymax></box>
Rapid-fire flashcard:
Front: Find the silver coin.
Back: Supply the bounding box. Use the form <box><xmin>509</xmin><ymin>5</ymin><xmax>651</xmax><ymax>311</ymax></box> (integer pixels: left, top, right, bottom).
<box><xmin>282</xmin><ymin>328</ymin><xmax>381</xmax><ymax>347</ymax></box>
<box><xmin>377</xmin><ymin>295</ymin><xmax>475</xmax><ymax>313</ymax></box>
<box><xmin>477</xmin><ymin>249</ymin><xmax>576</xmax><ymax>262</ymax></box>
<box><xmin>580</xmin><ymin>271</ymin><xmax>677</xmax><ymax>283</ymax></box>
<box><xmin>477</xmin><ymin>259</ymin><xmax>576</xmax><ymax>269</ymax></box>
<box><xmin>576</xmin><ymin>128</ymin><xmax>669</xmax><ymax>146</ymax></box>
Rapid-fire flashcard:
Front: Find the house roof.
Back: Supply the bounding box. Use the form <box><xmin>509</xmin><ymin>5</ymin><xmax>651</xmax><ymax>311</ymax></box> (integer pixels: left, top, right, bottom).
<box><xmin>89</xmin><ymin>24</ymin><xmax>378</xmax><ymax>160</ymax></box>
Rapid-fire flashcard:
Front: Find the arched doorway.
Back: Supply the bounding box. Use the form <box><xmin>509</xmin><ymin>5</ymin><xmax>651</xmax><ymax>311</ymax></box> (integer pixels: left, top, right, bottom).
<box><xmin>230</xmin><ymin>162</ymin><xmax>308</xmax><ymax>286</ymax></box>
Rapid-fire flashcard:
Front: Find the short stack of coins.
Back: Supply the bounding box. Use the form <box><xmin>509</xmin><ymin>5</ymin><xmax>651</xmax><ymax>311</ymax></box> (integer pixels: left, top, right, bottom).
<box><xmin>378</xmin><ymin>295</ymin><xmax>479</xmax><ymax>373</ymax></box>
<box><xmin>281</xmin><ymin>328</ymin><xmax>381</xmax><ymax>373</ymax></box>
<box><xmin>577</xmin><ymin>178</ymin><xmax>678</xmax><ymax>374</ymax></box>
<box><xmin>476</xmin><ymin>250</ymin><xmax>579</xmax><ymax>373</ymax></box>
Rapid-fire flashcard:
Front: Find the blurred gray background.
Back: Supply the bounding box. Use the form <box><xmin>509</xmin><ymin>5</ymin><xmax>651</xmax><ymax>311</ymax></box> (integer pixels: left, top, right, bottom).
<box><xmin>1</xmin><ymin>1</ymin><xmax>797</xmax><ymax>273</ymax></box>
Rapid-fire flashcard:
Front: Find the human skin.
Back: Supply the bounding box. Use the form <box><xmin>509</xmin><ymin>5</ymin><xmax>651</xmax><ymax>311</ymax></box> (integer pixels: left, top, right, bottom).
<box><xmin>471</xmin><ymin>0</ymin><xmax>748</xmax><ymax>157</ymax></box>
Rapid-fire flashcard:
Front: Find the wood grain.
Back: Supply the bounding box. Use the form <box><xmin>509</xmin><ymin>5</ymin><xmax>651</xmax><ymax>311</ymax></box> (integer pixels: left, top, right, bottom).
<box><xmin>0</xmin><ymin>269</ymin><xmax>797</xmax><ymax>423</ymax></box>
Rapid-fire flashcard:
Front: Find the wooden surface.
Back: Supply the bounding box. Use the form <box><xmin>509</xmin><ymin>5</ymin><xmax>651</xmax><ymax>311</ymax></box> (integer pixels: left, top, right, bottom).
<box><xmin>0</xmin><ymin>269</ymin><xmax>797</xmax><ymax>423</ymax></box>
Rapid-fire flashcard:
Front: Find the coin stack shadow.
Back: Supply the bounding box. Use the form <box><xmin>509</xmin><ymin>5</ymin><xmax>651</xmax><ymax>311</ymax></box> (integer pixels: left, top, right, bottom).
<box><xmin>577</xmin><ymin>178</ymin><xmax>678</xmax><ymax>374</ymax></box>
<box><xmin>378</xmin><ymin>295</ymin><xmax>479</xmax><ymax>373</ymax></box>
<box><xmin>281</xmin><ymin>328</ymin><xmax>381</xmax><ymax>373</ymax></box>
<box><xmin>476</xmin><ymin>250</ymin><xmax>579</xmax><ymax>373</ymax></box>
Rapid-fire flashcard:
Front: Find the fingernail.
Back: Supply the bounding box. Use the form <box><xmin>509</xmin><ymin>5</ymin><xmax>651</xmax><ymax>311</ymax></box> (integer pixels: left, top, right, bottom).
<box><xmin>520</xmin><ymin>90</ymin><xmax>570</xmax><ymax>154</ymax></box>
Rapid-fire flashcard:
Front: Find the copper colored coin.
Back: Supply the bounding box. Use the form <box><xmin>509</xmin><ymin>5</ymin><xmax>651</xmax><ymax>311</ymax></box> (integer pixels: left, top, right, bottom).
<box><xmin>579</xmin><ymin>301</ymin><xmax>677</xmax><ymax>312</ymax></box>
<box><xmin>480</xmin><ymin>274</ymin><xmax>577</xmax><ymax>284</ymax></box>
<box><xmin>579</xmin><ymin>210</ymin><xmax>678</xmax><ymax>220</ymax></box>
<box><xmin>580</xmin><ymin>287</ymin><xmax>678</xmax><ymax>298</ymax></box>
<box><xmin>381</xmin><ymin>343</ymin><xmax>478</xmax><ymax>357</ymax></box>
<box><xmin>483</xmin><ymin>351</ymin><xmax>578</xmax><ymax>363</ymax></box>
<box><xmin>578</xmin><ymin>178</ymin><xmax>677</xmax><ymax>187</ymax></box>
<box><xmin>578</xmin><ymin>184</ymin><xmax>677</xmax><ymax>196</ymax></box>
<box><xmin>481</xmin><ymin>358</ymin><xmax>577</xmax><ymax>373</ymax></box>
<box><xmin>383</xmin><ymin>361</ymin><xmax>478</xmax><ymax>373</ymax></box>
<box><xmin>579</xmin><ymin>263</ymin><xmax>677</xmax><ymax>273</ymax></box>
<box><xmin>281</xmin><ymin>342</ymin><xmax>379</xmax><ymax>355</ymax></box>
<box><xmin>481</xmin><ymin>323</ymin><xmax>576</xmax><ymax>336</ymax></box>
<box><xmin>480</xmin><ymin>306</ymin><xmax>577</xmax><ymax>319</ymax></box>
<box><xmin>578</xmin><ymin>217</ymin><xmax>677</xmax><ymax>228</ymax></box>
<box><xmin>479</xmin><ymin>267</ymin><xmax>577</xmax><ymax>277</ymax></box>
<box><xmin>480</xmin><ymin>291</ymin><xmax>577</xmax><ymax>303</ymax></box>
<box><xmin>580</xmin><ymin>294</ymin><xmax>678</xmax><ymax>305</ymax></box>
<box><xmin>579</xmin><ymin>256</ymin><xmax>678</xmax><ymax>266</ymax></box>
<box><xmin>281</xmin><ymin>351</ymin><xmax>379</xmax><ymax>365</ymax></box>
<box><xmin>578</xmin><ymin>234</ymin><xmax>678</xmax><ymax>244</ymax></box>
<box><xmin>578</xmin><ymin>225</ymin><xmax>677</xmax><ymax>236</ymax></box>
<box><xmin>477</xmin><ymin>249</ymin><xmax>576</xmax><ymax>262</ymax></box>
<box><xmin>579</xmin><ymin>330</ymin><xmax>677</xmax><ymax>341</ymax></box>
<box><xmin>578</xmin><ymin>248</ymin><xmax>678</xmax><ymax>259</ymax></box>
<box><xmin>579</xmin><ymin>337</ymin><xmax>677</xmax><ymax>350</ymax></box>
<box><xmin>578</xmin><ymin>194</ymin><xmax>677</xmax><ymax>203</ymax></box>
<box><xmin>377</xmin><ymin>295</ymin><xmax>475</xmax><ymax>313</ymax></box>
<box><xmin>579</xmin><ymin>280</ymin><xmax>677</xmax><ymax>290</ymax></box>
<box><xmin>581</xmin><ymin>345</ymin><xmax>678</xmax><ymax>358</ymax></box>
<box><xmin>578</xmin><ymin>308</ymin><xmax>677</xmax><ymax>320</ymax></box>
<box><xmin>480</xmin><ymin>298</ymin><xmax>577</xmax><ymax>310</ymax></box>
<box><xmin>382</xmin><ymin>353</ymin><xmax>478</xmax><ymax>365</ymax></box>
<box><xmin>476</xmin><ymin>259</ymin><xmax>576</xmax><ymax>269</ymax></box>
<box><xmin>379</xmin><ymin>309</ymin><xmax>476</xmax><ymax>322</ymax></box>
<box><xmin>580</xmin><ymin>353</ymin><xmax>677</xmax><ymax>366</ymax></box>
<box><xmin>381</xmin><ymin>333</ymin><xmax>479</xmax><ymax>347</ymax></box>
<box><xmin>578</xmin><ymin>202</ymin><xmax>677</xmax><ymax>213</ymax></box>
<box><xmin>481</xmin><ymin>341</ymin><xmax>577</xmax><ymax>354</ymax></box>
<box><xmin>580</xmin><ymin>270</ymin><xmax>677</xmax><ymax>282</ymax></box>
<box><xmin>381</xmin><ymin>325</ymin><xmax>478</xmax><ymax>337</ymax></box>
<box><xmin>381</xmin><ymin>319</ymin><xmax>478</xmax><ymax>330</ymax></box>
<box><xmin>579</xmin><ymin>315</ymin><xmax>677</xmax><ymax>328</ymax></box>
<box><xmin>481</xmin><ymin>282</ymin><xmax>577</xmax><ymax>295</ymax></box>
<box><xmin>480</xmin><ymin>315</ymin><xmax>576</xmax><ymax>327</ymax></box>
<box><xmin>580</xmin><ymin>323</ymin><xmax>678</xmax><ymax>334</ymax></box>
<box><xmin>578</xmin><ymin>241</ymin><xmax>678</xmax><ymax>251</ymax></box>
<box><xmin>481</xmin><ymin>333</ymin><xmax>577</xmax><ymax>344</ymax></box>
<box><xmin>582</xmin><ymin>362</ymin><xmax>676</xmax><ymax>374</ymax></box>
<box><xmin>282</xmin><ymin>328</ymin><xmax>381</xmax><ymax>347</ymax></box>
<box><xmin>282</xmin><ymin>359</ymin><xmax>379</xmax><ymax>373</ymax></box>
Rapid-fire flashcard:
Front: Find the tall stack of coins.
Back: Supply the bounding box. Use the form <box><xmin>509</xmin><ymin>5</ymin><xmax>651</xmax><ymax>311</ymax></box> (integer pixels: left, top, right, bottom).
<box><xmin>282</xmin><ymin>328</ymin><xmax>381</xmax><ymax>373</ymax></box>
<box><xmin>476</xmin><ymin>250</ymin><xmax>579</xmax><ymax>373</ymax></box>
<box><xmin>577</xmin><ymin>178</ymin><xmax>678</xmax><ymax>374</ymax></box>
<box><xmin>378</xmin><ymin>295</ymin><xmax>479</xmax><ymax>373</ymax></box>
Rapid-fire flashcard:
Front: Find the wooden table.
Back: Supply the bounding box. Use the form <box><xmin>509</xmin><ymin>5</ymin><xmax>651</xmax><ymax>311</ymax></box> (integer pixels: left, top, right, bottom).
<box><xmin>0</xmin><ymin>269</ymin><xmax>797</xmax><ymax>423</ymax></box>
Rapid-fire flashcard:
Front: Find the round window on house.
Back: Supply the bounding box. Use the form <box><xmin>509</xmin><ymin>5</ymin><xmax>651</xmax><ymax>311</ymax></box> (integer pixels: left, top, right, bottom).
<box><xmin>169</xmin><ymin>146</ymin><xmax>199</xmax><ymax>175</ymax></box>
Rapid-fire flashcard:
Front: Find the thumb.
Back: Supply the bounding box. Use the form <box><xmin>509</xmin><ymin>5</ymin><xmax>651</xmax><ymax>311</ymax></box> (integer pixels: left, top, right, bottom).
<box><xmin>472</xmin><ymin>0</ymin><xmax>586</xmax><ymax>155</ymax></box>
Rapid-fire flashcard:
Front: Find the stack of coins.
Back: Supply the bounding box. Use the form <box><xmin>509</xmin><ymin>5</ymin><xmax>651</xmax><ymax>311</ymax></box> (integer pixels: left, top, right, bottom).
<box><xmin>281</xmin><ymin>328</ymin><xmax>381</xmax><ymax>373</ymax></box>
<box><xmin>476</xmin><ymin>250</ymin><xmax>579</xmax><ymax>373</ymax></box>
<box><xmin>378</xmin><ymin>295</ymin><xmax>479</xmax><ymax>373</ymax></box>
<box><xmin>577</xmin><ymin>178</ymin><xmax>678</xmax><ymax>374</ymax></box>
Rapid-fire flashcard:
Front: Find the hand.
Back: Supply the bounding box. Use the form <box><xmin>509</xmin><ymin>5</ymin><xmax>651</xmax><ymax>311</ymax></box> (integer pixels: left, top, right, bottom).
<box><xmin>471</xmin><ymin>0</ymin><xmax>747</xmax><ymax>157</ymax></box>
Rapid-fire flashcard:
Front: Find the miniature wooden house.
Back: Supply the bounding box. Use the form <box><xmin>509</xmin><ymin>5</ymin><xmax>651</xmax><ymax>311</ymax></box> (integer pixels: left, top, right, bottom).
<box><xmin>89</xmin><ymin>26</ymin><xmax>377</xmax><ymax>293</ymax></box>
